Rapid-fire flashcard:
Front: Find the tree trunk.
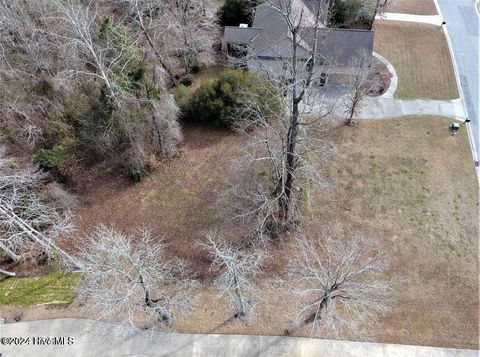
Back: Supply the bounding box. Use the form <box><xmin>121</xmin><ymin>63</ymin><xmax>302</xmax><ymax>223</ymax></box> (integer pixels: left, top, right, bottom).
<box><xmin>278</xmin><ymin>28</ymin><xmax>301</xmax><ymax>224</ymax></box>
<box><xmin>0</xmin><ymin>241</ymin><xmax>21</xmax><ymax>262</ymax></box>
<box><xmin>347</xmin><ymin>100</ymin><xmax>356</xmax><ymax>125</ymax></box>
<box><xmin>136</xmin><ymin>12</ymin><xmax>177</xmax><ymax>86</ymax></box>
<box><xmin>139</xmin><ymin>273</ymin><xmax>172</xmax><ymax>324</ymax></box>
<box><xmin>234</xmin><ymin>274</ymin><xmax>246</xmax><ymax>317</ymax></box>
<box><xmin>369</xmin><ymin>0</ymin><xmax>387</xmax><ymax>30</ymax></box>
<box><xmin>279</xmin><ymin>108</ymin><xmax>299</xmax><ymax>223</ymax></box>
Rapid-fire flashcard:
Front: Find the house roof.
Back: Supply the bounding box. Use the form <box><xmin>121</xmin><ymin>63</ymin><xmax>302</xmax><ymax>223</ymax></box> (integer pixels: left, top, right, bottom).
<box><xmin>301</xmin><ymin>0</ymin><xmax>330</xmax><ymax>25</ymax></box>
<box><xmin>225</xmin><ymin>0</ymin><xmax>374</xmax><ymax>65</ymax></box>
<box><xmin>312</xmin><ymin>28</ymin><xmax>375</xmax><ymax>65</ymax></box>
<box><xmin>224</xmin><ymin>27</ymin><xmax>263</xmax><ymax>44</ymax></box>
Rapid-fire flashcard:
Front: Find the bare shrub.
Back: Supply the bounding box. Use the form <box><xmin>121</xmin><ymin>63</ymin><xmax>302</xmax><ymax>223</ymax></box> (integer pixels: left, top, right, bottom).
<box><xmin>287</xmin><ymin>230</ymin><xmax>391</xmax><ymax>338</ymax></box>
<box><xmin>0</xmin><ymin>149</ymin><xmax>78</xmax><ymax>268</ymax></box>
<box><xmin>201</xmin><ymin>232</ymin><xmax>264</xmax><ymax>318</ymax></box>
<box><xmin>78</xmin><ymin>226</ymin><xmax>196</xmax><ymax>336</ymax></box>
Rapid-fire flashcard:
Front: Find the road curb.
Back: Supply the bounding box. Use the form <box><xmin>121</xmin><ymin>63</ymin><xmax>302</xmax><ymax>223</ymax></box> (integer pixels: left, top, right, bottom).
<box><xmin>1</xmin><ymin>318</ymin><xmax>479</xmax><ymax>357</ymax></box>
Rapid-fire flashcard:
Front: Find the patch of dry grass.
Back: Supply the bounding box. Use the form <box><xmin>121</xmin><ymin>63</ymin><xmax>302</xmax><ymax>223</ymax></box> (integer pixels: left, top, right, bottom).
<box><xmin>189</xmin><ymin>65</ymin><xmax>226</xmax><ymax>91</ymax></box>
<box><xmin>373</xmin><ymin>21</ymin><xmax>459</xmax><ymax>100</ymax></box>
<box><xmin>75</xmin><ymin>124</ymin><xmax>246</xmax><ymax>277</ymax></box>
<box><xmin>387</xmin><ymin>0</ymin><xmax>438</xmax><ymax>15</ymax></box>
<box><xmin>308</xmin><ymin>117</ymin><xmax>478</xmax><ymax>348</ymax></box>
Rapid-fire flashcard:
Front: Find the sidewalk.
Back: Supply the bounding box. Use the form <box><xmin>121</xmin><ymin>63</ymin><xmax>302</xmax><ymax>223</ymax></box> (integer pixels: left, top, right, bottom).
<box><xmin>0</xmin><ymin>318</ymin><xmax>478</xmax><ymax>357</ymax></box>
<box><xmin>377</xmin><ymin>12</ymin><xmax>443</xmax><ymax>26</ymax></box>
<box><xmin>357</xmin><ymin>98</ymin><xmax>466</xmax><ymax>120</ymax></box>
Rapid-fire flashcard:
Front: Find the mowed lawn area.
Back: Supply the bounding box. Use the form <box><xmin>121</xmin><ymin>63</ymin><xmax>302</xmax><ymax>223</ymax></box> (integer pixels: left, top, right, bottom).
<box><xmin>70</xmin><ymin>117</ymin><xmax>477</xmax><ymax>348</ymax></box>
<box><xmin>373</xmin><ymin>21</ymin><xmax>459</xmax><ymax>100</ymax></box>
<box><xmin>387</xmin><ymin>0</ymin><xmax>438</xmax><ymax>15</ymax></box>
<box><xmin>0</xmin><ymin>271</ymin><xmax>80</xmax><ymax>307</ymax></box>
<box><xmin>310</xmin><ymin>117</ymin><xmax>478</xmax><ymax>348</ymax></box>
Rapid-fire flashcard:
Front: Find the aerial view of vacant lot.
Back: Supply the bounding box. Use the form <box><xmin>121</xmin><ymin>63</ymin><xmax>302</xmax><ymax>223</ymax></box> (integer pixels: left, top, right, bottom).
<box><xmin>1</xmin><ymin>0</ymin><xmax>478</xmax><ymax>356</ymax></box>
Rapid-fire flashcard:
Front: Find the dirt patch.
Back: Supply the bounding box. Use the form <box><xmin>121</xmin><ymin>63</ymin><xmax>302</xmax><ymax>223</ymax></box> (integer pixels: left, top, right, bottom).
<box><xmin>366</xmin><ymin>56</ymin><xmax>392</xmax><ymax>97</ymax></box>
<box><xmin>373</xmin><ymin>21</ymin><xmax>458</xmax><ymax>100</ymax></box>
<box><xmin>387</xmin><ymin>0</ymin><xmax>438</xmax><ymax>15</ymax></box>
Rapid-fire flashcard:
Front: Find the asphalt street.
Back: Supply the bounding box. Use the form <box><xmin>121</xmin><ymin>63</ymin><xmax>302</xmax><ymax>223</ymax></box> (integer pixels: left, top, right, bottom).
<box><xmin>437</xmin><ymin>0</ymin><xmax>479</xmax><ymax>163</ymax></box>
<box><xmin>1</xmin><ymin>319</ymin><xmax>478</xmax><ymax>357</ymax></box>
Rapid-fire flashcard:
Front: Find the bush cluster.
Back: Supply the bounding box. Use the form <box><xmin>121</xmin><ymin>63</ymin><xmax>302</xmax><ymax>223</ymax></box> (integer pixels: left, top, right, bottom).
<box><xmin>173</xmin><ymin>69</ymin><xmax>280</xmax><ymax>129</ymax></box>
<box><xmin>331</xmin><ymin>0</ymin><xmax>372</xmax><ymax>28</ymax></box>
<box><xmin>219</xmin><ymin>0</ymin><xmax>259</xmax><ymax>26</ymax></box>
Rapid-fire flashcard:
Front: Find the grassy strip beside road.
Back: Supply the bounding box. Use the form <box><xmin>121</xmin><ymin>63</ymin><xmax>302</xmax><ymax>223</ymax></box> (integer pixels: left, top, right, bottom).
<box><xmin>374</xmin><ymin>21</ymin><xmax>458</xmax><ymax>100</ymax></box>
<box><xmin>0</xmin><ymin>271</ymin><xmax>80</xmax><ymax>307</ymax></box>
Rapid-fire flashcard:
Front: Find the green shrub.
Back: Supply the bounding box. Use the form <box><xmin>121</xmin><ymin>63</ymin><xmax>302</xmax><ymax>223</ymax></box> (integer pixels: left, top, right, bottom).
<box><xmin>129</xmin><ymin>166</ymin><xmax>143</xmax><ymax>182</ymax></box>
<box><xmin>171</xmin><ymin>84</ymin><xmax>192</xmax><ymax>112</ymax></box>
<box><xmin>35</xmin><ymin>139</ymin><xmax>75</xmax><ymax>170</ymax></box>
<box><xmin>182</xmin><ymin>69</ymin><xmax>280</xmax><ymax>129</ymax></box>
<box><xmin>219</xmin><ymin>0</ymin><xmax>259</xmax><ymax>26</ymax></box>
<box><xmin>31</xmin><ymin>79</ymin><xmax>54</xmax><ymax>98</ymax></box>
<box><xmin>35</xmin><ymin>138</ymin><xmax>79</xmax><ymax>181</ymax></box>
<box><xmin>180</xmin><ymin>74</ymin><xmax>194</xmax><ymax>86</ymax></box>
<box><xmin>331</xmin><ymin>0</ymin><xmax>367</xmax><ymax>26</ymax></box>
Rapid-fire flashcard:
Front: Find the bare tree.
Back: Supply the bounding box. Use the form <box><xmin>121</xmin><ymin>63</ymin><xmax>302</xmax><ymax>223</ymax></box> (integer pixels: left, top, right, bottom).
<box><xmin>202</xmin><ymin>233</ymin><xmax>263</xmax><ymax>318</ymax></box>
<box><xmin>287</xmin><ymin>232</ymin><xmax>390</xmax><ymax>338</ymax></box>
<box><xmin>0</xmin><ymin>0</ymin><xmax>182</xmax><ymax>184</ymax></box>
<box><xmin>149</xmin><ymin>93</ymin><xmax>183</xmax><ymax>156</ymax></box>
<box><xmin>230</xmin><ymin>0</ymin><xmax>336</xmax><ymax>238</ymax></box>
<box><xmin>0</xmin><ymin>149</ymin><xmax>80</xmax><ymax>269</ymax></box>
<box><xmin>367</xmin><ymin>0</ymin><xmax>393</xmax><ymax>29</ymax></box>
<box><xmin>0</xmin><ymin>0</ymin><xmax>56</xmax><ymax>75</ymax></box>
<box><xmin>166</xmin><ymin>0</ymin><xmax>219</xmax><ymax>73</ymax></box>
<box><xmin>344</xmin><ymin>50</ymin><xmax>371</xmax><ymax>126</ymax></box>
<box><xmin>51</xmin><ymin>0</ymin><xmax>140</xmax><ymax>101</ymax></box>
<box><xmin>114</xmin><ymin>0</ymin><xmax>178</xmax><ymax>84</ymax></box>
<box><xmin>50</xmin><ymin>0</ymin><xmax>183</xmax><ymax>165</ymax></box>
<box><xmin>79</xmin><ymin>225</ymin><xmax>195</xmax><ymax>335</ymax></box>
<box><xmin>117</xmin><ymin>0</ymin><xmax>218</xmax><ymax>80</ymax></box>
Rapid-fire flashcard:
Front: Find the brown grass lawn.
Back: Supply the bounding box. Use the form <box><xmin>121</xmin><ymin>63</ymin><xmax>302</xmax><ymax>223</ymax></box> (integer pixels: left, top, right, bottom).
<box><xmin>387</xmin><ymin>0</ymin><xmax>438</xmax><ymax>15</ymax></box>
<box><xmin>3</xmin><ymin>117</ymin><xmax>478</xmax><ymax>349</ymax></box>
<box><xmin>309</xmin><ymin>117</ymin><xmax>479</xmax><ymax>348</ymax></box>
<box><xmin>73</xmin><ymin>124</ymin><xmax>247</xmax><ymax>276</ymax></box>
<box><xmin>373</xmin><ymin>21</ymin><xmax>459</xmax><ymax>100</ymax></box>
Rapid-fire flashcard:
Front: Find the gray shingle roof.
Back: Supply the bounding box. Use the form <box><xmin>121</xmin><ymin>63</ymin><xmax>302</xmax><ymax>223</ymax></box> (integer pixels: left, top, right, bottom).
<box><xmin>313</xmin><ymin>28</ymin><xmax>375</xmax><ymax>65</ymax></box>
<box><xmin>224</xmin><ymin>0</ymin><xmax>374</xmax><ymax>65</ymax></box>
<box><xmin>224</xmin><ymin>27</ymin><xmax>264</xmax><ymax>44</ymax></box>
<box><xmin>302</xmin><ymin>0</ymin><xmax>330</xmax><ymax>24</ymax></box>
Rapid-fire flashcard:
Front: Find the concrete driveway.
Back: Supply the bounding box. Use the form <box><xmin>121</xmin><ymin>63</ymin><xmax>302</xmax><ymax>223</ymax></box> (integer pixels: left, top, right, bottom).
<box><xmin>0</xmin><ymin>318</ymin><xmax>478</xmax><ymax>357</ymax></box>
<box><xmin>437</xmin><ymin>0</ymin><xmax>480</xmax><ymax>162</ymax></box>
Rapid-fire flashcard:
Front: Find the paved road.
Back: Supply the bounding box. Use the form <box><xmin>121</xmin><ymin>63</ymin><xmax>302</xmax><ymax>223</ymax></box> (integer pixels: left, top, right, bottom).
<box><xmin>437</xmin><ymin>0</ymin><xmax>479</xmax><ymax>162</ymax></box>
<box><xmin>0</xmin><ymin>318</ymin><xmax>478</xmax><ymax>357</ymax></box>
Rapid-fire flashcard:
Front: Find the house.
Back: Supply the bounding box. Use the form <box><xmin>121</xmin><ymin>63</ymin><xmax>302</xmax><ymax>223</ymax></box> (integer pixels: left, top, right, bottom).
<box><xmin>224</xmin><ymin>0</ymin><xmax>374</xmax><ymax>86</ymax></box>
